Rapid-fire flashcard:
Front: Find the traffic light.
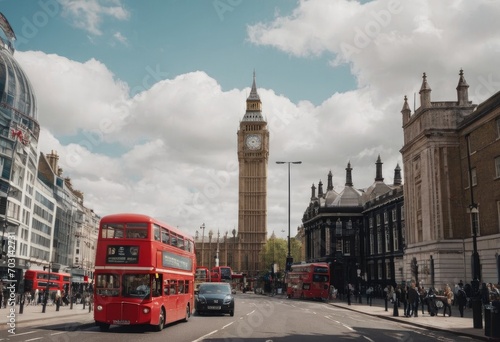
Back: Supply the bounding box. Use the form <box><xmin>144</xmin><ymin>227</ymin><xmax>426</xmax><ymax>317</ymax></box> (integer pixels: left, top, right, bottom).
<box><xmin>286</xmin><ymin>256</ymin><xmax>293</xmax><ymax>271</ymax></box>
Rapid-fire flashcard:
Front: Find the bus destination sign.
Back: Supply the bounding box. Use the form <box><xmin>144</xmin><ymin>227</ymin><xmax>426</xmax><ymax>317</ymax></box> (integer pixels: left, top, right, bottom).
<box><xmin>106</xmin><ymin>245</ymin><xmax>139</xmax><ymax>264</ymax></box>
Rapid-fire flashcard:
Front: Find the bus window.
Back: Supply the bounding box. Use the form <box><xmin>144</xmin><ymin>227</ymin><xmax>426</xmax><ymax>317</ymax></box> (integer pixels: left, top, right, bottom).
<box><xmin>177</xmin><ymin>237</ymin><xmax>184</xmax><ymax>249</ymax></box>
<box><xmin>161</xmin><ymin>228</ymin><xmax>170</xmax><ymax>244</ymax></box>
<box><xmin>163</xmin><ymin>280</ymin><xmax>169</xmax><ymax>296</ymax></box>
<box><xmin>126</xmin><ymin>223</ymin><xmax>148</xmax><ymax>238</ymax></box>
<box><xmin>153</xmin><ymin>224</ymin><xmax>161</xmax><ymax>241</ymax></box>
<box><xmin>96</xmin><ymin>273</ymin><xmax>120</xmax><ymax>296</ymax></box>
<box><xmin>123</xmin><ymin>274</ymin><xmax>150</xmax><ymax>298</ymax></box>
<box><xmin>171</xmin><ymin>234</ymin><xmax>177</xmax><ymax>247</ymax></box>
<box><xmin>178</xmin><ymin>280</ymin><xmax>185</xmax><ymax>294</ymax></box>
<box><xmin>170</xmin><ymin>280</ymin><xmax>177</xmax><ymax>295</ymax></box>
<box><xmin>152</xmin><ymin>274</ymin><xmax>162</xmax><ymax>297</ymax></box>
<box><xmin>101</xmin><ymin>224</ymin><xmax>124</xmax><ymax>238</ymax></box>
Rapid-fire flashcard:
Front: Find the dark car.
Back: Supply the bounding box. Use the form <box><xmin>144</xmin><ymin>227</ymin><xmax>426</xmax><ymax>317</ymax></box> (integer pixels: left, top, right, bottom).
<box><xmin>195</xmin><ymin>282</ymin><xmax>235</xmax><ymax>316</ymax></box>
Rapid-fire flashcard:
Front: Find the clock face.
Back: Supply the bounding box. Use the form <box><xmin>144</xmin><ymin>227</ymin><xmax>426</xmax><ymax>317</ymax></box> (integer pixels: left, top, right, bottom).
<box><xmin>245</xmin><ymin>134</ymin><xmax>262</xmax><ymax>150</ymax></box>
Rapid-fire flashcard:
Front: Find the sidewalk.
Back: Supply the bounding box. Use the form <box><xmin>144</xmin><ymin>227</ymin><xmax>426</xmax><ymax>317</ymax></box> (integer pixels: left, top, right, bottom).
<box><xmin>327</xmin><ymin>296</ymin><xmax>497</xmax><ymax>341</ymax></box>
<box><xmin>0</xmin><ymin>302</ymin><xmax>94</xmax><ymax>331</ymax></box>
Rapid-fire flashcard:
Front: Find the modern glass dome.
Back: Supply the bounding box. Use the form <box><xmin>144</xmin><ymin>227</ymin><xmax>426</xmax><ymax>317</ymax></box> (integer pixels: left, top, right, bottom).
<box><xmin>0</xmin><ymin>13</ymin><xmax>39</xmax><ymax>132</ymax></box>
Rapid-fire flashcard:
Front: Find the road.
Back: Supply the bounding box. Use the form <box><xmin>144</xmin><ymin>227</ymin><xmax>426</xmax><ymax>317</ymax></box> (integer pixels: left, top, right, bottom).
<box><xmin>2</xmin><ymin>293</ymin><xmax>479</xmax><ymax>342</ymax></box>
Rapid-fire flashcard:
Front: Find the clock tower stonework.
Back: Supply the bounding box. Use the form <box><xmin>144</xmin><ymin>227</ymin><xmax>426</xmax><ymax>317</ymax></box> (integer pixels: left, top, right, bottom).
<box><xmin>236</xmin><ymin>74</ymin><xmax>269</xmax><ymax>276</ymax></box>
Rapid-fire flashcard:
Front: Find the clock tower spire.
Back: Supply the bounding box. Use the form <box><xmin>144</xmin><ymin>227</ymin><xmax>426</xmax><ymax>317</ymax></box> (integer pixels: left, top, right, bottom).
<box><xmin>236</xmin><ymin>72</ymin><xmax>269</xmax><ymax>277</ymax></box>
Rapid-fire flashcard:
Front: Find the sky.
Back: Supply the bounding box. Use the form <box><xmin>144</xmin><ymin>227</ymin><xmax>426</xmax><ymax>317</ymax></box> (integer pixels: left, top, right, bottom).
<box><xmin>1</xmin><ymin>0</ymin><xmax>500</xmax><ymax>241</ymax></box>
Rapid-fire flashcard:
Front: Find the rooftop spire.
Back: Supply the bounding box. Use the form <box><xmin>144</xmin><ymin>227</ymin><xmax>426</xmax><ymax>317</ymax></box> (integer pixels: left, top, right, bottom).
<box><xmin>345</xmin><ymin>161</ymin><xmax>353</xmax><ymax>187</ymax></box>
<box><xmin>375</xmin><ymin>155</ymin><xmax>384</xmax><ymax>182</ymax></box>
<box><xmin>419</xmin><ymin>72</ymin><xmax>432</xmax><ymax>108</ymax></box>
<box><xmin>401</xmin><ymin>95</ymin><xmax>411</xmax><ymax>125</ymax></box>
<box><xmin>243</xmin><ymin>71</ymin><xmax>264</xmax><ymax>121</ymax></box>
<box><xmin>456</xmin><ymin>68</ymin><xmax>469</xmax><ymax>106</ymax></box>
<box><xmin>393</xmin><ymin>163</ymin><xmax>402</xmax><ymax>186</ymax></box>
<box><xmin>327</xmin><ymin>170</ymin><xmax>333</xmax><ymax>191</ymax></box>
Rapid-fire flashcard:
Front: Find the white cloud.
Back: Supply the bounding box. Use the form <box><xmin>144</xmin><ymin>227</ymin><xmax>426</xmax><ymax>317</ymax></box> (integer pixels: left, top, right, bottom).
<box><xmin>59</xmin><ymin>0</ymin><xmax>130</xmax><ymax>35</ymax></box>
<box><xmin>14</xmin><ymin>0</ymin><xmax>500</xmax><ymax>240</ymax></box>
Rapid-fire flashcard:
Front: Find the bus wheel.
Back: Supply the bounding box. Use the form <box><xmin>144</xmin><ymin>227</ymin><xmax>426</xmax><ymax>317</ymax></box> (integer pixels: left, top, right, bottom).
<box><xmin>183</xmin><ymin>304</ymin><xmax>190</xmax><ymax>322</ymax></box>
<box><xmin>155</xmin><ymin>308</ymin><xmax>165</xmax><ymax>331</ymax></box>
<box><xmin>98</xmin><ymin>323</ymin><xmax>110</xmax><ymax>332</ymax></box>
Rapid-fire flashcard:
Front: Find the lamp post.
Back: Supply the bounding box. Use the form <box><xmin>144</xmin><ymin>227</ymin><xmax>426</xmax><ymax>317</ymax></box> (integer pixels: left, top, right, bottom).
<box><xmin>42</xmin><ymin>262</ymin><xmax>52</xmax><ymax>313</ymax></box>
<box><xmin>200</xmin><ymin>223</ymin><xmax>205</xmax><ymax>267</ymax></box>
<box><xmin>466</xmin><ymin>134</ymin><xmax>482</xmax><ymax>329</ymax></box>
<box><xmin>276</xmin><ymin>161</ymin><xmax>302</xmax><ymax>271</ymax></box>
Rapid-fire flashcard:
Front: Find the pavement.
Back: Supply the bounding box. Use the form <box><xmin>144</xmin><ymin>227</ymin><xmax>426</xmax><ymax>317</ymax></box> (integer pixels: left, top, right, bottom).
<box><xmin>1</xmin><ymin>295</ymin><xmax>499</xmax><ymax>341</ymax></box>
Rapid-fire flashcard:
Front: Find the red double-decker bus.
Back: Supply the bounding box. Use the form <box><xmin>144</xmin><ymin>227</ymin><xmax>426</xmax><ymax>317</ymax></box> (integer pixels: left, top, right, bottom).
<box><xmin>210</xmin><ymin>266</ymin><xmax>232</xmax><ymax>283</ymax></box>
<box><xmin>24</xmin><ymin>270</ymin><xmax>71</xmax><ymax>292</ymax></box>
<box><xmin>285</xmin><ymin>263</ymin><xmax>330</xmax><ymax>300</ymax></box>
<box><xmin>93</xmin><ymin>213</ymin><xmax>196</xmax><ymax>331</ymax></box>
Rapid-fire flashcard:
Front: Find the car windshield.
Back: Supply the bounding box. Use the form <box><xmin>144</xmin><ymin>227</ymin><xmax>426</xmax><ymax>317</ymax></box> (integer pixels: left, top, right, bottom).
<box><xmin>199</xmin><ymin>284</ymin><xmax>230</xmax><ymax>295</ymax></box>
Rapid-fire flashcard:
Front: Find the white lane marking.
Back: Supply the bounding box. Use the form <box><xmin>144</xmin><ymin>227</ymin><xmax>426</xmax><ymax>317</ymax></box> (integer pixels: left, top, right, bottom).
<box><xmin>6</xmin><ymin>331</ymin><xmax>39</xmax><ymax>336</ymax></box>
<box><xmin>50</xmin><ymin>332</ymin><xmax>66</xmax><ymax>336</ymax></box>
<box><xmin>192</xmin><ymin>329</ymin><xmax>218</xmax><ymax>342</ymax></box>
<box><xmin>222</xmin><ymin>322</ymin><xmax>234</xmax><ymax>329</ymax></box>
<box><xmin>25</xmin><ymin>338</ymin><xmax>44</xmax><ymax>342</ymax></box>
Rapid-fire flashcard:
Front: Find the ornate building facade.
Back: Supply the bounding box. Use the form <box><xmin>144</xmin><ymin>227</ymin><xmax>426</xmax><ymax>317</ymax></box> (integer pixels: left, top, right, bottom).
<box><xmin>401</xmin><ymin>70</ymin><xmax>500</xmax><ymax>288</ymax></box>
<box><xmin>195</xmin><ymin>74</ymin><xmax>269</xmax><ymax>278</ymax></box>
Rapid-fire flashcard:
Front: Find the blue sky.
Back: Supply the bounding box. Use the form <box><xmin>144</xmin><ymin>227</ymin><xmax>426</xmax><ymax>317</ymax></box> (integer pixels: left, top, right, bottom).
<box><xmin>4</xmin><ymin>0</ymin><xmax>354</xmax><ymax>105</ymax></box>
<box><xmin>1</xmin><ymin>0</ymin><xmax>499</xmax><ymax>241</ymax></box>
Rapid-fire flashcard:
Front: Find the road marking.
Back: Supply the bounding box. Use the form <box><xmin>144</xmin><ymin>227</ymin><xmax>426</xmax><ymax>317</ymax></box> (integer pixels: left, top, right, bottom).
<box><xmin>50</xmin><ymin>332</ymin><xmax>66</xmax><ymax>336</ymax></box>
<box><xmin>6</xmin><ymin>331</ymin><xmax>39</xmax><ymax>336</ymax></box>
<box><xmin>192</xmin><ymin>329</ymin><xmax>218</xmax><ymax>342</ymax></box>
<box><xmin>25</xmin><ymin>338</ymin><xmax>44</xmax><ymax>342</ymax></box>
<box><xmin>222</xmin><ymin>322</ymin><xmax>234</xmax><ymax>329</ymax></box>
<box><xmin>246</xmin><ymin>310</ymin><xmax>256</xmax><ymax>316</ymax></box>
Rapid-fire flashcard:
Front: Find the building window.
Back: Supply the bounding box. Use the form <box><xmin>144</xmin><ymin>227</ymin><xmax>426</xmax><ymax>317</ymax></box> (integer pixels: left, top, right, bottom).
<box><xmin>378</xmin><ymin>262</ymin><xmax>383</xmax><ymax>280</ymax></box>
<box><xmin>392</xmin><ymin>208</ymin><xmax>397</xmax><ymax>222</ymax></box>
<box><xmin>386</xmin><ymin>261</ymin><xmax>391</xmax><ymax>279</ymax></box>
<box><xmin>497</xmin><ymin>201</ymin><xmax>500</xmax><ymax>233</ymax></box>
<box><xmin>471</xmin><ymin>168</ymin><xmax>477</xmax><ymax>186</ymax></box>
<box><xmin>393</xmin><ymin>226</ymin><xmax>399</xmax><ymax>251</ymax></box>
<box><xmin>497</xmin><ymin>117</ymin><xmax>500</xmax><ymax>138</ymax></box>
<box><xmin>325</xmin><ymin>225</ymin><xmax>331</xmax><ymax>255</ymax></box>
<box><xmin>385</xmin><ymin>228</ymin><xmax>391</xmax><ymax>252</ymax></box>
<box><xmin>495</xmin><ymin>157</ymin><xmax>500</xmax><ymax>179</ymax></box>
<box><xmin>344</xmin><ymin>240</ymin><xmax>351</xmax><ymax>256</ymax></box>
<box><xmin>376</xmin><ymin>214</ymin><xmax>381</xmax><ymax>226</ymax></box>
<box><xmin>401</xmin><ymin>206</ymin><xmax>405</xmax><ymax>221</ymax></box>
<box><xmin>336</xmin><ymin>239</ymin><xmax>343</xmax><ymax>252</ymax></box>
<box><xmin>369</xmin><ymin>228</ymin><xmax>374</xmax><ymax>255</ymax></box>
<box><xmin>335</xmin><ymin>219</ymin><xmax>342</xmax><ymax>236</ymax></box>
<box><xmin>377</xmin><ymin>227</ymin><xmax>382</xmax><ymax>254</ymax></box>
<box><xmin>384</xmin><ymin>212</ymin><xmax>388</xmax><ymax>224</ymax></box>
<box><xmin>369</xmin><ymin>217</ymin><xmax>373</xmax><ymax>228</ymax></box>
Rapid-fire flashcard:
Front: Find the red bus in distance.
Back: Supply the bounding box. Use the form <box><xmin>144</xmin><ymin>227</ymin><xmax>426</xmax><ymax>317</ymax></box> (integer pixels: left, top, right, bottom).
<box><xmin>285</xmin><ymin>263</ymin><xmax>330</xmax><ymax>300</ymax></box>
<box><xmin>210</xmin><ymin>266</ymin><xmax>232</xmax><ymax>283</ymax></box>
<box><xmin>24</xmin><ymin>270</ymin><xmax>70</xmax><ymax>293</ymax></box>
<box><xmin>93</xmin><ymin>213</ymin><xmax>196</xmax><ymax>331</ymax></box>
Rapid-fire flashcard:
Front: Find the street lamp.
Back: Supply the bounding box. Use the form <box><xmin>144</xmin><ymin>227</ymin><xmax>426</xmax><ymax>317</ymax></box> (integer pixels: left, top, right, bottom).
<box><xmin>276</xmin><ymin>161</ymin><xmax>302</xmax><ymax>271</ymax></box>
<box><xmin>200</xmin><ymin>223</ymin><xmax>205</xmax><ymax>267</ymax></box>
<box><xmin>466</xmin><ymin>134</ymin><xmax>482</xmax><ymax>329</ymax></box>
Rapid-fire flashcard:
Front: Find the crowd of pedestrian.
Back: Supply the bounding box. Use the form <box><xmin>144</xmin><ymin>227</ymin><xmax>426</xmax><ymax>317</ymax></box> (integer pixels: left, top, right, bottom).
<box><xmin>331</xmin><ymin>279</ymin><xmax>500</xmax><ymax>320</ymax></box>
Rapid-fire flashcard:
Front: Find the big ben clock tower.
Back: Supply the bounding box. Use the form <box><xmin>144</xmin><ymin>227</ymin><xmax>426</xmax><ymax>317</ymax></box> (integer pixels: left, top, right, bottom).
<box><xmin>236</xmin><ymin>73</ymin><xmax>269</xmax><ymax>276</ymax></box>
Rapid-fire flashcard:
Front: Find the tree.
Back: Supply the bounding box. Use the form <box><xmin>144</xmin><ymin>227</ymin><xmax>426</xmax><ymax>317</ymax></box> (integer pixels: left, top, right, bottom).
<box><xmin>260</xmin><ymin>236</ymin><xmax>302</xmax><ymax>276</ymax></box>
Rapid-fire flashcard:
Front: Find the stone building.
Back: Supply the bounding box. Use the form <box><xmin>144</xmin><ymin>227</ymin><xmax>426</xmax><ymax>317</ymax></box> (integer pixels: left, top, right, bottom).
<box><xmin>302</xmin><ymin>157</ymin><xmax>404</xmax><ymax>292</ymax></box>
<box><xmin>401</xmin><ymin>70</ymin><xmax>500</xmax><ymax>289</ymax></box>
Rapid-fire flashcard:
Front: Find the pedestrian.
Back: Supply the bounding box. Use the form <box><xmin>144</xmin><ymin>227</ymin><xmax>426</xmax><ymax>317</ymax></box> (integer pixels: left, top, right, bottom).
<box><xmin>407</xmin><ymin>282</ymin><xmax>419</xmax><ymax>317</ymax></box>
<box><xmin>400</xmin><ymin>284</ymin><xmax>408</xmax><ymax>316</ymax></box>
<box><xmin>0</xmin><ymin>281</ymin><xmax>4</xmax><ymax>309</ymax></box>
<box><xmin>426</xmin><ymin>287</ymin><xmax>438</xmax><ymax>316</ymax></box>
<box><xmin>443</xmin><ymin>284</ymin><xmax>453</xmax><ymax>317</ymax></box>
<box><xmin>419</xmin><ymin>285</ymin><xmax>427</xmax><ymax>314</ymax></box>
<box><xmin>366</xmin><ymin>285</ymin><xmax>373</xmax><ymax>305</ymax></box>
<box><xmin>456</xmin><ymin>283</ymin><xmax>467</xmax><ymax>317</ymax></box>
<box><xmin>347</xmin><ymin>284</ymin><xmax>352</xmax><ymax>305</ymax></box>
